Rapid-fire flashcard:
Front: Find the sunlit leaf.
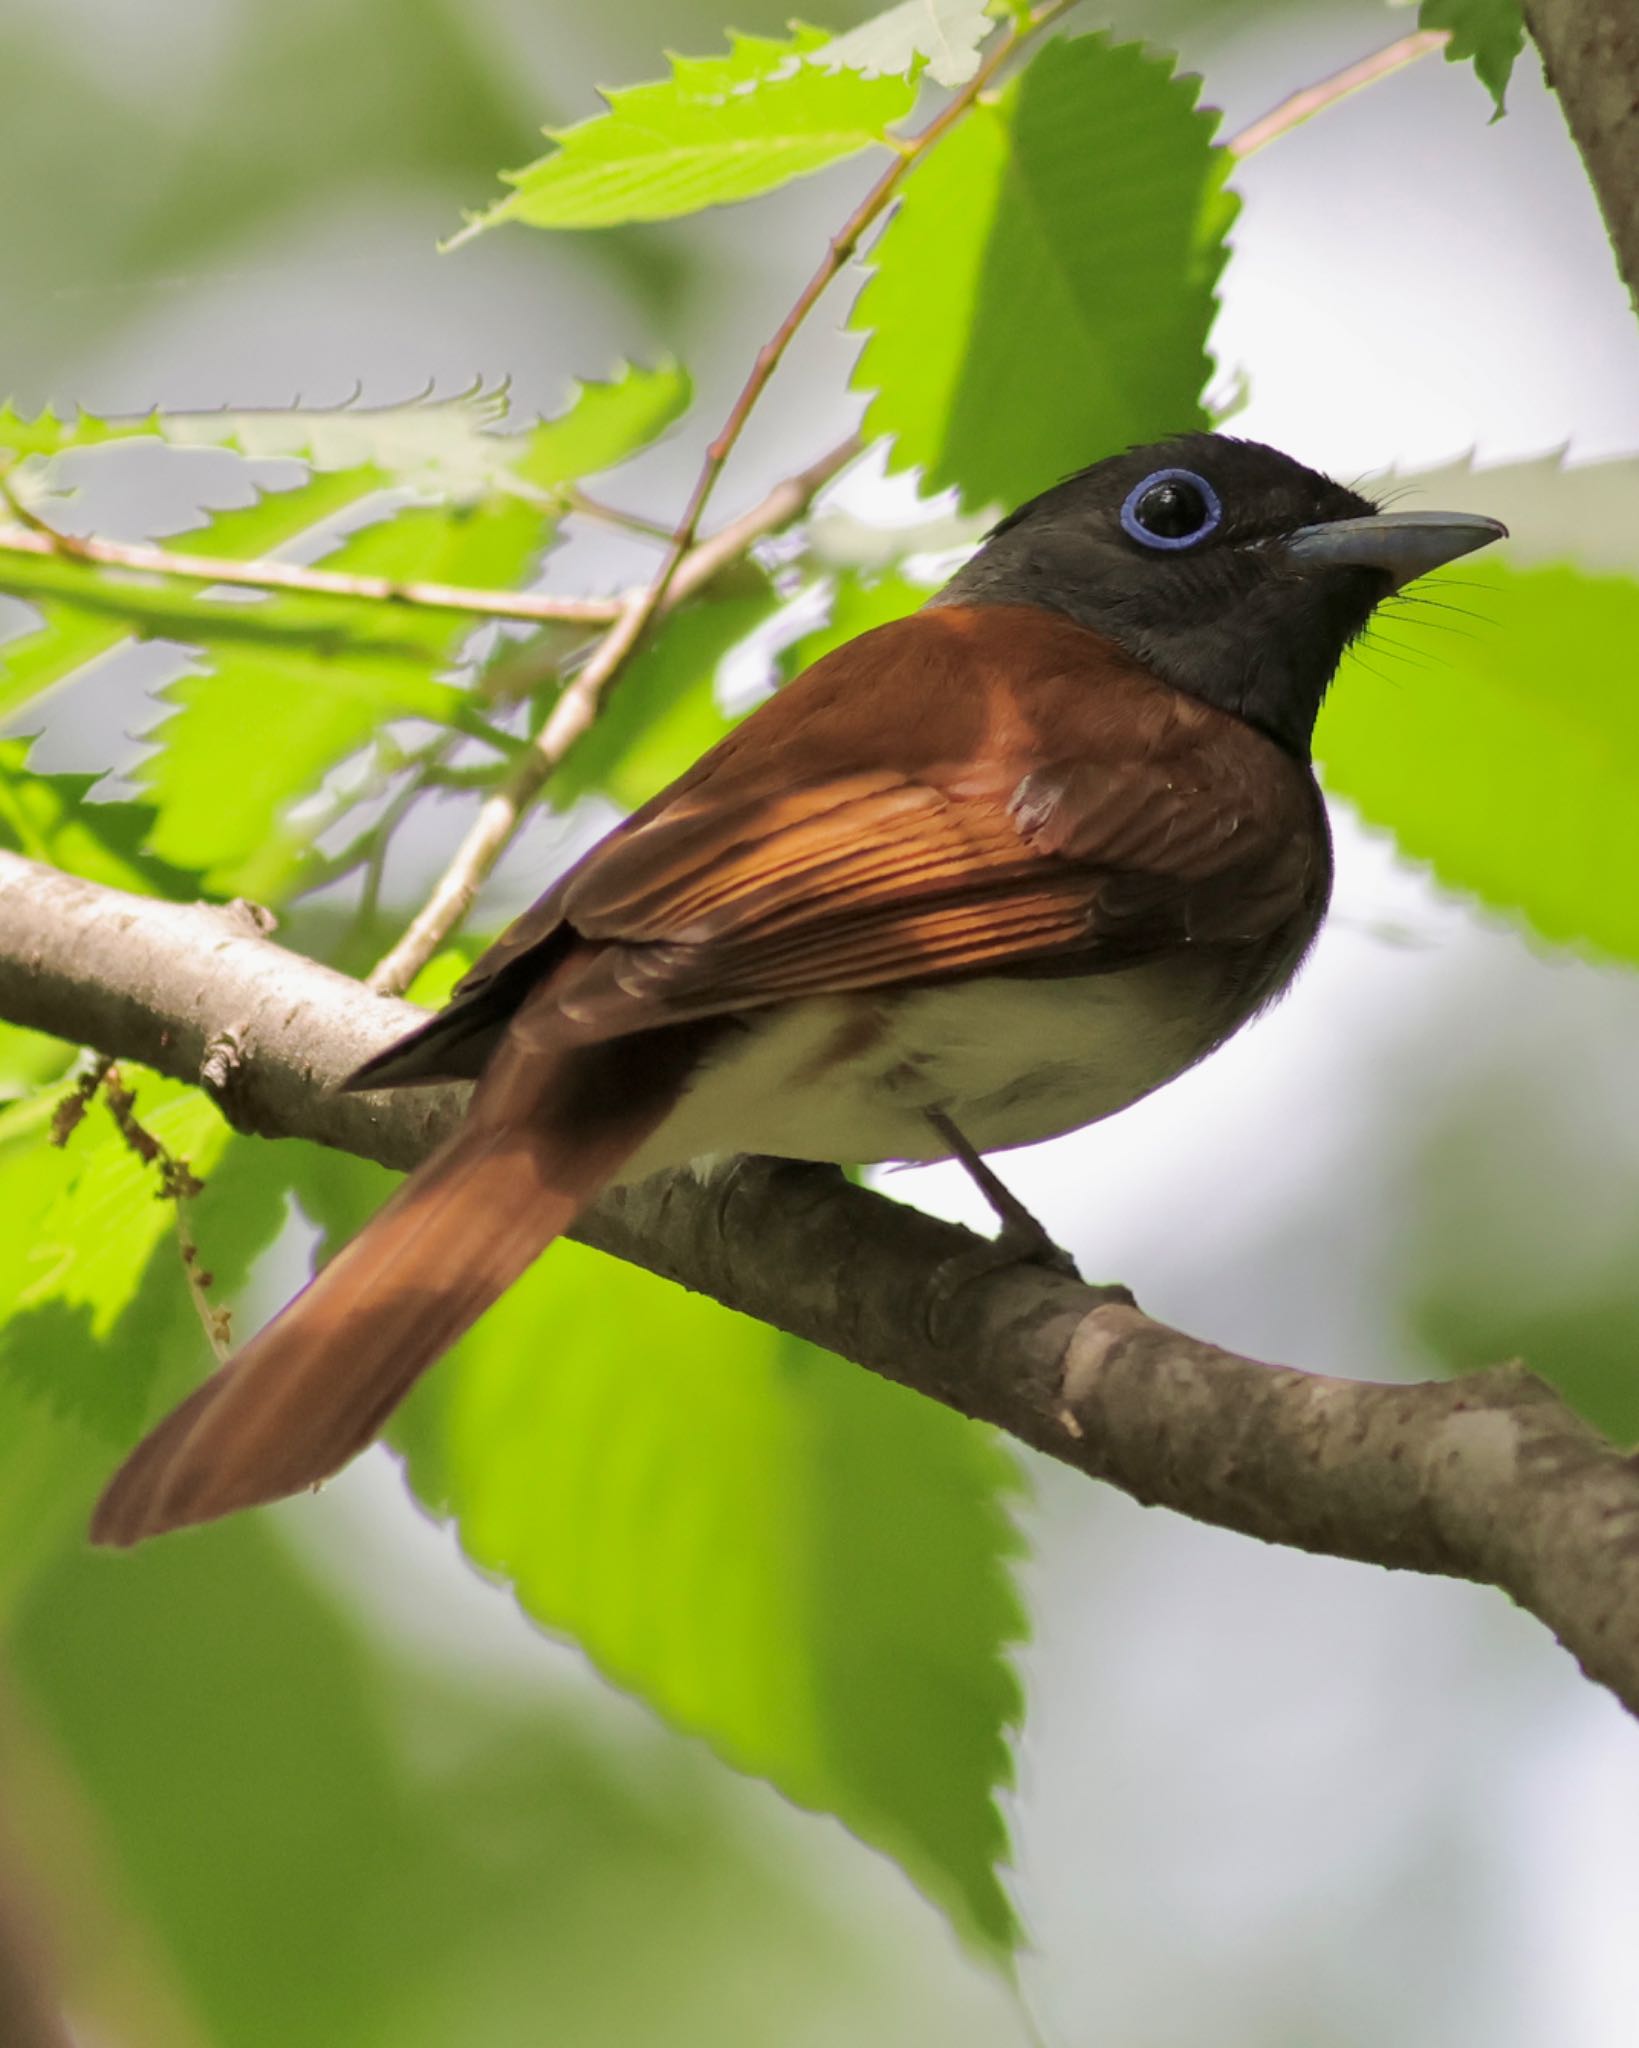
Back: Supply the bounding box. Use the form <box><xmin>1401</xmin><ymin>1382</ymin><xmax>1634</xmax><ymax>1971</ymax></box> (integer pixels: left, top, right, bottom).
<box><xmin>0</xmin><ymin>1080</ymin><xmax>279</xmax><ymax>1616</ymax></box>
<box><xmin>1317</xmin><ymin>560</ymin><xmax>1639</xmax><ymax>965</ymax></box>
<box><xmin>816</xmin><ymin>0</ymin><xmax>996</xmax><ymax>87</ymax></box>
<box><xmin>12</xmin><ymin>1506</ymin><xmax>967</xmax><ymax>2048</ymax></box>
<box><xmin>510</xmin><ymin>361</ymin><xmax>692</xmax><ymax>491</ymax></box>
<box><xmin>776</xmin><ymin>567</ymin><xmax>938</xmax><ymax>680</ymax></box>
<box><xmin>852</xmin><ymin>32</ymin><xmax>1234</xmax><ymax>512</ymax></box>
<box><xmin>1421</xmin><ymin>0</ymin><xmax>1525</xmax><ymax>116</ymax></box>
<box><xmin>0</xmin><ymin>739</ymin><xmax>203</xmax><ymax>899</ymax></box>
<box><xmin>138</xmin><ymin>496</ymin><xmax>548</xmax><ymax>896</ymax></box>
<box><xmin>163</xmin><ymin>366</ymin><xmax>691</xmax><ymax>501</ymax></box>
<box><xmin>454</xmin><ymin>29</ymin><xmax>915</xmax><ymax>238</ymax></box>
<box><xmin>381</xmin><ymin>1233</ymin><xmax>1026</xmax><ymax>1952</ymax></box>
<box><xmin>286</xmin><ymin>1144</ymin><xmax>1025</xmax><ymax>1952</ymax></box>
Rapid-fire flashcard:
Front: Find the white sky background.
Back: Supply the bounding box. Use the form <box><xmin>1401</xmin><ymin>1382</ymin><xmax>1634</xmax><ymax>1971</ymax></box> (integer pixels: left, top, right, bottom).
<box><xmin>11</xmin><ymin>1</ymin><xmax>1639</xmax><ymax>2041</ymax></box>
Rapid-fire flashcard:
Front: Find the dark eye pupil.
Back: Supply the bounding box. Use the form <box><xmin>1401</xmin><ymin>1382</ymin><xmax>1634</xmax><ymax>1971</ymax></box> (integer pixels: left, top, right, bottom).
<box><xmin>1135</xmin><ymin>480</ymin><xmax>1207</xmax><ymax>539</ymax></box>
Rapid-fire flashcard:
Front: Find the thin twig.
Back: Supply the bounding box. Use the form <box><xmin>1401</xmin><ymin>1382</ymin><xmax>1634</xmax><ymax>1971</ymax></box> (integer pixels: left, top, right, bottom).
<box><xmin>96</xmin><ymin>1064</ymin><xmax>232</xmax><ymax>1361</ymax></box>
<box><xmin>1228</xmin><ymin>28</ymin><xmax>1450</xmax><ymax>158</ymax></box>
<box><xmin>366</xmin><ymin>434</ymin><xmax>860</xmax><ymax>994</ymax></box>
<box><xmin>0</xmin><ymin>504</ymin><xmax>624</xmax><ymax>627</ymax></box>
<box><xmin>369</xmin><ymin>0</ymin><xmax>1076</xmax><ymax>995</ymax></box>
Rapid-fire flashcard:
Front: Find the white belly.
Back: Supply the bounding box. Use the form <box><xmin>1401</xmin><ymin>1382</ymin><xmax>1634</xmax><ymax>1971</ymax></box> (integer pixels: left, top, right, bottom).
<box><xmin>617</xmin><ymin>961</ymin><xmax>1224</xmax><ymax>1180</ymax></box>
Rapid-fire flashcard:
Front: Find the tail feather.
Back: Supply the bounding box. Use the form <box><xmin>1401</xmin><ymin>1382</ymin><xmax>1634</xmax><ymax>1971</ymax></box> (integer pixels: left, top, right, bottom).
<box><xmin>90</xmin><ymin>1008</ymin><xmax>710</xmax><ymax>1546</ymax></box>
<box><xmin>91</xmin><ymin>1123</ymin><xmax>579</xmax><ymax>1545</ymax></box>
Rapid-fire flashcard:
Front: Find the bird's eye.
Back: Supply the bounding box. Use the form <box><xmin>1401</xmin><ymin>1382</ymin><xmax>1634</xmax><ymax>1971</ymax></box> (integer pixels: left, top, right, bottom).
<box><xmin>1120</xmin><ymin>468</ymin><xmax>1223</xmax><ymax>551</ymax></box>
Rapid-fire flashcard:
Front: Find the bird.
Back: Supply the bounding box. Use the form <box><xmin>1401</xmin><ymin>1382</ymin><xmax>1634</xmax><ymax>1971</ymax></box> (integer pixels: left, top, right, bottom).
<box><xmin>90</xmin><ymin>433</ymin><xmax>1506</xmax><ymax>1545</ymax></box>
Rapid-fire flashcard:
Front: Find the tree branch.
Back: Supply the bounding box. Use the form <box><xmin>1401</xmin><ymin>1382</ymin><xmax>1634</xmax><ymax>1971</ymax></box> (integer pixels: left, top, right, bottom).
<box><xmin>4</xmin><ymin>848</ymin><xmax>1639</xmax><ymax>1719</ymax></box>
<box><xmin>1526</xmin><ymin>0</ymin><xmax>1639</xmax><ymax>309</ymax></box>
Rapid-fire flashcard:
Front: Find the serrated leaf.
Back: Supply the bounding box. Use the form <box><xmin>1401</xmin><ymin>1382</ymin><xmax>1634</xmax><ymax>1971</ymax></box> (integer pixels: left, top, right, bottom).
<box><xmin>0</xmin><ymin>465</ymin><xmax>397</xmax><ymax>721</ymax></box>
<box><xmin>0</xmin><ymin>739</ymin><xmax>204</xmax><ymax>899</ymax></box>
<box><xmin>852</xmin><ymin>32</ymin><xmax>1235</xmax><ymax>513</ymax></box>
<box><xmin>286</xmin><ymin>1146</ymin><xmax>1026</xmax><ymax>1953</ymax></box>
<box><xmin>1317</xmin><ymin>559</ymin><xmax>1639</xmax><ymax>964</ymax></box>
<box><xmin>165</xmin><ymin>367</ymin><xmax>691</xmax><ymax>502</ymax></box>
<box><xmin>552</xmin><ymin>580</ymin><xmax>779</xmax><ymax>810</ymax></box>
<box><xmin>1421</xmin><ymin>0</ymin><xmax>1525</xmax><ymax>116</ymax></box>
<box><xmin>0</xmin><ymin>403</ymin><xmax>126</xmax><ymax>460</ymax></box>
<box><xmin>456</xmin><ymin>29</ymin><xmax>915</xmax><ymax>238</ymax></box>
<box><xmin>14</xmin><ymin>1506</ymin><xmax>956</xmax><ymax>2048</ymax></box>
<box><xmin>817</xmin><ymin>0</ymin><xmax>995</xmax><ymax>87</ymax></box>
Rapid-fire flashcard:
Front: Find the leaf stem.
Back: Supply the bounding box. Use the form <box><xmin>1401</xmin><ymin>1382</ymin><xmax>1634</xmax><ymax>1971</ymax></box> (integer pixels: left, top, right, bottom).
<box><xmin>1227</xmin><ymin>28</ymin><xmax>1450</xmax><ymax>159</ymax></box>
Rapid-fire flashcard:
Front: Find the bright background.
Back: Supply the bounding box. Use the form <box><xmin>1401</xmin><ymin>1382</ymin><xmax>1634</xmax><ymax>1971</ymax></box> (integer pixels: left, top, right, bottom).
<box><xmin>5</xmin><ymin>0</ymin><xmax>1639</xmax><ymax>2041</ymax></box>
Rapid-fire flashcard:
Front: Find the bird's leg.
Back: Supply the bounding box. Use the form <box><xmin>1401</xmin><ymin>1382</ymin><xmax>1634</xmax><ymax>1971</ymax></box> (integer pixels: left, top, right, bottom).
<box><xmin>922</xmin><ymin>1112</ymin><xmax>1080</xmax><ymax>1339</ymax></box>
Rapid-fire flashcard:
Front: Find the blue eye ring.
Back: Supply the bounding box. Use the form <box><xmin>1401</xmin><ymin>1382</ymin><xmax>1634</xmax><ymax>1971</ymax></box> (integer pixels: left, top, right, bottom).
<box><xmin>1119</xmin><ymin>467</ymin><xmax>1223</xmax><ymax>551</ymax></box>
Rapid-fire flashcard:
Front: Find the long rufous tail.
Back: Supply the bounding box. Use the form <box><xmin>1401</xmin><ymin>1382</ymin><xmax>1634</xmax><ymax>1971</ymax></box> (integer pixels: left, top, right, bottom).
<box><xmin>91</xmin><ymin>1021</ymin><xmax>700</xmax><ymax>1547</ymax></box>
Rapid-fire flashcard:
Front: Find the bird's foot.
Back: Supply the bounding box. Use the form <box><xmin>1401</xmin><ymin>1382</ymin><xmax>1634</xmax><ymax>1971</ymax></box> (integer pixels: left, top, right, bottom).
<box><xmin>921</xmin><ymin>1112</ymin><xmax>1082</xmax><ymax>1340</ymax></box>
<box><xmin>923</xmin><ymin>1215</ymin><xmax>1083</xmax><ymax>1343</ymax></box>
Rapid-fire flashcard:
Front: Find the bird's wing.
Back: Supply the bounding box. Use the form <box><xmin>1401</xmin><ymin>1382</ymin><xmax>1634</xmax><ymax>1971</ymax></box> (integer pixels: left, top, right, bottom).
<box><xmin>361</xmin><ymin>604</ymin><xmax>1323</xmax><ymax>1073</ymax></box>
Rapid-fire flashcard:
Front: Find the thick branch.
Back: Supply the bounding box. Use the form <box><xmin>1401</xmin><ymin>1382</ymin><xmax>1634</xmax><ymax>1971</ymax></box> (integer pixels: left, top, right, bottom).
<box><xmin>1526</xmin><ymin>0</ymin><xmax>1639</xmax><ymax>308</ymax></box>
<box><xmin>4</xmin><ymin>851</ymin><xmax>1639</xmax><ymax>1715</ymax></box>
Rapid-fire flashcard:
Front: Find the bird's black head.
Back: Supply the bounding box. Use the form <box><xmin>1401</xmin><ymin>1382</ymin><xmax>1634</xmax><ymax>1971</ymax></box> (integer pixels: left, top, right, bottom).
<box><xmin>936</xmin><ymin>432</ymin><xmax>1506</xmax><ymax>757</ymax></box>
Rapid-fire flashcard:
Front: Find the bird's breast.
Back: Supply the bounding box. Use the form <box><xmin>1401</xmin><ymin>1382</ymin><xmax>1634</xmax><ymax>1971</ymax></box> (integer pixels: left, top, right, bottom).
<box><xmin>620</xmin><ymin>952</ymin><xmax>1271</xmax><ymax>1178</ymax></box>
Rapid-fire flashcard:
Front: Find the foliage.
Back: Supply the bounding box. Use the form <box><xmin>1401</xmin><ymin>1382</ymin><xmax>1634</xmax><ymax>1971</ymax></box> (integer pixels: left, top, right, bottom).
<box><xmin>1421</xmin><ymin>0</ymin><xmax>1526</xmax><ymax>115</ymax></box>
<box><xmin>453</xmin><ymin>27</ymin><xmax>918</xmax><ymax>239</ymax></box>
<box><xmin>852</xmin><ymin>32</ymin><xmax>1236</xmax><ymax>511</ymax></box>
<box><xmin>0</xmin><ymin>0</ymin><xmax>1634</xmax><ymax>2035</ymax></box>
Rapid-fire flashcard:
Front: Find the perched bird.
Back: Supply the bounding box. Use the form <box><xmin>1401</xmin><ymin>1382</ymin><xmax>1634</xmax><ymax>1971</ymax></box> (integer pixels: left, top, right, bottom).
<box><xmin>91</xmin><ymin>434</ymin><xmax>1505</xmax><ymax>1544</ymax></box>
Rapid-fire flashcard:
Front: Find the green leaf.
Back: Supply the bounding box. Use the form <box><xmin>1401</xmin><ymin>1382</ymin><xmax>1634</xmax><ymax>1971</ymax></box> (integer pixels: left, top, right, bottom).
<box><xmin>0</xmin><ymin>464</ymin><xmax>396</xmax><ymax>721</ymax></box>
<box><xmin>510</xmin><ymin>361</ymin><xmax>692</xmax><ymax>492</ymax></box>
<box><xmin>454</xmin><ymin>29</ymin><xmax>915</xmax><ymax>238</ymax></box>
<box><xmin>817</xmin><ymin>0</ymin><xmax>996</xmax><ymax>87</ymax></box>
<box><xmin>12</xmin><ymin>1507</ymin><xmax>996</xmax><ymax>2048</ymax></box>
<box><xmin>852</xmin><ymin>32</ymin><xmax>1235</xmax><ymax>512</ymax></box>
<box><xmin>777</xmin><ymin>568</ymin><xmax>939</xmax><ymax>681</ymax></box>
<box><xmin>138</xmin><ymin>495</ymin><xmax>549</xmax><ymax>896</ymax></box>
<box><xmin>0</xmin><ymin>739</ymin><xmax>205</xmax><ymax>899</ymax></box>
<box><xmin>0</xmin><ymin>1080</ymin><xmax>280</xmax><ymax>1617</ymax></box>
<box><xmin>164</xmin><ymin>366</ymin><xmax>691</xmax><ymax>501</ymax></box>
<box><xmin>289</xmin><ymin>1147</ymin><xmax>1026</xmax><ymax>1953</ymax></box>
<box><xmin>0</xmin><ymin>403</ymin><xmax>126</xmax><ymax>460</ymax></box>
<box><xmin>1316</xmin><ymin>560</ymin><xmax>1639</xmax><ymax>965</ymax></box>
<box><xmin>552</xmin><ymin>579</ymin><xmax>779</xmax><ymax>810</ymax></box>
<box><xmin>1421</xmin><ymin>0</ymin><xmax>1525</xmax><ymax>116</ymax></box>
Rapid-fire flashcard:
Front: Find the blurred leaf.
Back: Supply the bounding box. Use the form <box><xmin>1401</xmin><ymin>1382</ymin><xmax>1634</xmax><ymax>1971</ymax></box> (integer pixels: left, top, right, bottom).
<box><xmin>288</xmin><ymin>1146</ymin><xmax>1025</xmax><ymax>1952</ymax></box>
<box><xmin>10</xmin><ymin>1502</ymin><xmax>969</xmax><ymax>2048</ymax></box>
<box><xmin>552</xmin><ymin>580</ymin><xmax>779</xmax><ymax>809</ymax></box>
<box><xmin>0</xmin><ymin>464</ymin><xmax>395</xmax><ymax>720</ymax></box>
<box><xmin>0</xmin><ymin>1080</ymin><xmax>280</xmax><ymax>1616</ymax></box>
<box><xmin>456</xmin><ymin>28</ymin><xmax>915</xmax><ymax>237</ymax></box>
<box><xmin>1421</xmin><ymin>0</ymin><xmax>1524</xmax><ymax>116</ymax></box>
<box><xmin>818</xmin><ymin>0</ymin><xmax>995</xmax><ymax>86</ymax></box>
<box><xmin>0</xmin><ymin>739</ymin><xmax>204</xmax><ymax>899</ymax></box>
<box><xmin>138</xmin><ymin>496</ymin><xmax>548</xmax><ymax>897</ymax></box>
<box><xmin>776</xmin><ymin>567</ymin><xmax>936</xmax><ymax>680</ymax></box>
<box><xmin>1316</xmin><ymin>561</ymin><xmax>1639</xmax><ymax>966</ymax></box>
<box><xmin>163</xmin><ymin>367</ymin><xmax>691</xmax><ymax>501</ymax></box>
<box><xmin>852</xmin><ymin>32</ymin><xmax>1234</xmax><ymax>512</ymax></box>
<box><xmin>510</xmin><ymin>361</ymin><xmax>693</xmax><ymax>490</ymax></box>
<box><xmin>0</xmin><ymin>403</ymin><xmax>125</xmax><ymax>460</ymax></box>
<box><xmin>385</xmin><ymin>1235</ymin><xmax>1026</xmax><ymax>1953</ymax></box>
